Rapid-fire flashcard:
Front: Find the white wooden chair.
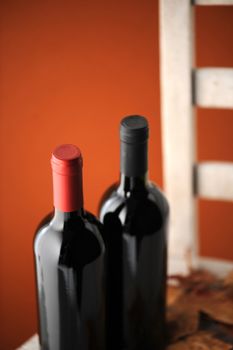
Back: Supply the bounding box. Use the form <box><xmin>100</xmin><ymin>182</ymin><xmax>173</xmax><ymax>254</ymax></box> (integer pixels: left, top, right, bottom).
<box><xmin>159</xmin><ymin>0</ymin><xmax>233</xmax><ymax>275</ymax></box>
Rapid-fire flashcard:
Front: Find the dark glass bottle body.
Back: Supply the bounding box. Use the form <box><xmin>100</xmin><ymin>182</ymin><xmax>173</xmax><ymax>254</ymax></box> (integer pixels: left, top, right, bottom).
<box><xmin>34</xmin><ymin>144</ymin><xmax>105</xmax><ymax>350</ymax></box>
<box><xmin>34</xmin><ymin>209</ymin><xmax>105</xmax><ymax>350</ymax></box>
<box><xmin>99</xmin><ymin>174</ymin><xmax>169</xmax><ymax>350</ymax></box>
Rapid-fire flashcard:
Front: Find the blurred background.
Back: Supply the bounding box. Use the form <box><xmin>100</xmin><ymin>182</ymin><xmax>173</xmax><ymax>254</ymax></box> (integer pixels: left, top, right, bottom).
<box><xmin>0</xmin><ymin>1</ymin><xmax>232</xmax><ymax>349</ymax></box>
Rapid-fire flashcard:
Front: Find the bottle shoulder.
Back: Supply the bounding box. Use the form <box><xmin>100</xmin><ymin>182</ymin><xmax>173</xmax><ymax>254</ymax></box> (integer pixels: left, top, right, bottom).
<box><xmin>34</xmin><ymin>211</ymin><xmax>53</xmax><ymax>234</ymax></box>
<box><xmin>34</xmin><ymin>210</ymin><xmax>104</xmax><ymax>260</ymax></box>
<box><xmin>99</xmin><ymin>180</ymin><xmax>169</xmax><ymax>226</ymax></box>
<box><xmin>34</xmin><ymin>212</ymin><xmax>53</xmax><ymax>246</ymax></box>
<box><xmin>98</xmin><ymin>182</ymin><xmax>119</xmax><ymax>214</ymax></box>
<box><xmin>99</xmin><ymin>181</ymin><xmax>169</xmax><ymax>210</ymax></box>
<box><xmin>98</xmin><ymin>183</ymin><xmax>121</xmax><ymax>221</ymax></box>
<box><xmin>34</xmin><ymin>210</ymin><xmax>62</xmax><ymax>252</ymax></box>
<box><xmin>147</xmin><ymin>181</ymin><xmax>169</xmax><ymax>215</ymax></box>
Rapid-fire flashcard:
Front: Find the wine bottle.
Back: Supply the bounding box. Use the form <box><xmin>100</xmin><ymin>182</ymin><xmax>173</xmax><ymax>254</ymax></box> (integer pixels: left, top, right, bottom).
<box><xmin>99</xmin><ymin>116</ymin><xmax>169</xmax><ymax>350</ymax></box>
<box><xmin>34</xmin><ymin>144</ymin><xmax>105</xmax><ymax>350</ymax></box>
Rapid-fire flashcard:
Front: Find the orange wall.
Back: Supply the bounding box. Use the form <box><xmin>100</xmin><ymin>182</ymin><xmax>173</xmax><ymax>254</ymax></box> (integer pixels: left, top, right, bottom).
<box><xmin>0</xmin><ymin>1</ymin><xmax>232</xmax><ymax>349</ymax></box>
<box><xmin>195</xmin><ymin>7</ymin><xmax>233</xmax><ymax>259</ymax></box>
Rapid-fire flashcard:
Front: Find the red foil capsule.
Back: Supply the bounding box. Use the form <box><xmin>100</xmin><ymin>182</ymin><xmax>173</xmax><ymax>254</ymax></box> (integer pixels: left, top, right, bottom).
<box><xmin>51</xmin><ymin>144</ymin><xmax>83</xmax><ymax>212</ymax></box>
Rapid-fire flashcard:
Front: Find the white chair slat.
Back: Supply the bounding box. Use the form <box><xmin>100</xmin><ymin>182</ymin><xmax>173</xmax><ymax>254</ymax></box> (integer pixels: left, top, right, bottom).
<box><xmin>159</xmin><ymin>0</ymin><xmax>197</xmax><ymax>274</ymax></box>
<box><xmin>196</xmin><ymin>162</ymin><xmax>233</xmax><ymax>201</ymax></box>
<box><xmin>195</xmin><ymin>0</ymin><xmax>233</xmax><ymax>5</ymax></box>
<box><xmin>194</xmin><ymin>68</ymin><xmax>233</xmax><ymax>109</ymax></box>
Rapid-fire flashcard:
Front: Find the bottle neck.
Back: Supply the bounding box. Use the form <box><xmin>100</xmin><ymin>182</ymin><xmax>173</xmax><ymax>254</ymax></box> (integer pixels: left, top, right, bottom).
<box><xmin>51</xmin><ymin>208</ymin><xmax>84</xmax><ymax>231</ymax></box>
<box><xmin>118</xmin><ymin>173</ymin><xmax>148</xmax><ymax>193</ymax></box>
<box><xmin>53</xmin><ymin>208</ymin><xmax>84</xmax><ymax>222</ymax></box>
<box><xmin>119</xmin><ymin>139</ymin><xmax>148</xmax><ymax>193</ymax></box>
<box><xmin>52</xmin><ymin>170</ymin><xmax>83</xmax><ymax>213</ymax></box>
<box><xmin>120</xmin><ymin>140</ymin><xmax>148</xmax><ymax>177</ymax></box>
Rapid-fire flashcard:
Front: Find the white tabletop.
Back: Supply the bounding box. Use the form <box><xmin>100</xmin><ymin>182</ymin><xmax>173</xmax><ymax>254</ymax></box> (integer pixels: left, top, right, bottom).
<box><xmin>16</xmin><ymin>335</ymin><xmax>39</xmax><ymax>350</ymax></box>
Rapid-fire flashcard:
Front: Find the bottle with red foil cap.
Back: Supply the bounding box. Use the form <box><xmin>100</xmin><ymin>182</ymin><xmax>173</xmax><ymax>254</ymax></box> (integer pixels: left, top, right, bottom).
<box><xmin>34</xmin><ymin>144</ymin><xmax>105</xmax><ymax>350</ymax></box>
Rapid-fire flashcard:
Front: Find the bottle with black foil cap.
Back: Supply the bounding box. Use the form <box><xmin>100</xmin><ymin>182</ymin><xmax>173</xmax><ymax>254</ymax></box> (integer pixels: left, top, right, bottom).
<box><xmin>99</xmin><ymin>116</ymin><xmax>169</xmax><ymax>350</ymax></box>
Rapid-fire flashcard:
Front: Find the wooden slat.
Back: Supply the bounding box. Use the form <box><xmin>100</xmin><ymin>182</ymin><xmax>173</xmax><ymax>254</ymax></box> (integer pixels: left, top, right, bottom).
<box><xmin>16</xmin><ymin>335</ymin><xmax>39</xmax><ymax>350</ymax></box>
<box><xmin>196</xmin><ymin>162</ymin><xmax>233</xmax><ymax>201</ymax></box>
<box><xmin>194</xmin><ymin>68</ymin><xmax>233</xmax><ymax>109</ymax></box>
<box><xmin>195</xmin><ymin>0</ymin><xmax>233</xmax><ymax>5</ymax></box>
<box><xmin>159</xmin><ymin>0</ymin><xmax>197</xmax><ymax>275</ymax></box>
